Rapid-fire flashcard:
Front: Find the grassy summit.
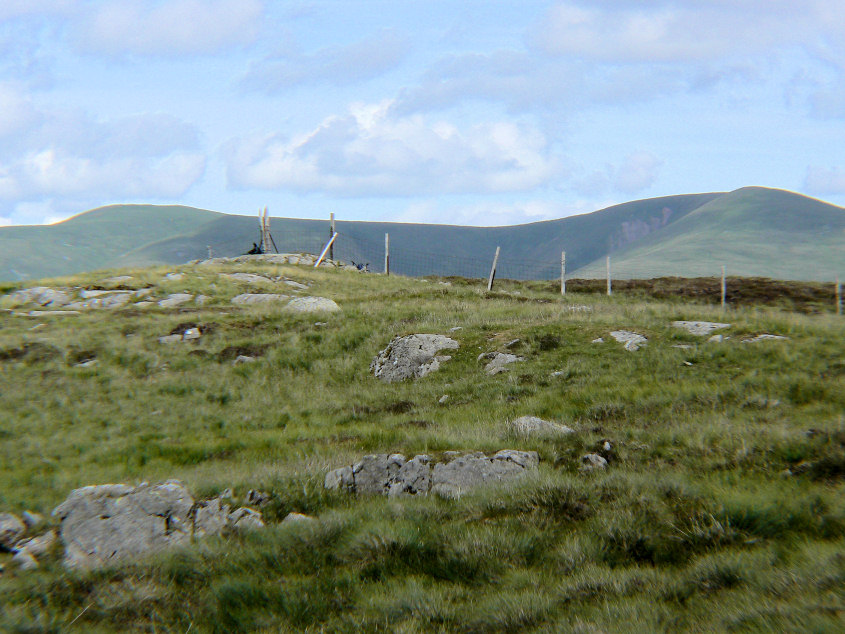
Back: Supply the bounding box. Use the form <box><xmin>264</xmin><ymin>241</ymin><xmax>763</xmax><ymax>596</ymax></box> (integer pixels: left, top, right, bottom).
<box><xmin>0</xmin><ymin>260</ymin><xmax>843</xmax><ymax>632</ymax></box>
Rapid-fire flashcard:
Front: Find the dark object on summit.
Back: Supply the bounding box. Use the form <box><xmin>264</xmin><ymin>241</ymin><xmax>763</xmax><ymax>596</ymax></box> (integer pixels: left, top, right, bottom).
<box><xmin>246</xmin><ymin>242</ymin><xmax>262</xmax><ymax>255</ymax></box>
<box><xmin>351</xmin><ymin>261</ymin><xmax>370</xmax><ymax>272</ymax></box>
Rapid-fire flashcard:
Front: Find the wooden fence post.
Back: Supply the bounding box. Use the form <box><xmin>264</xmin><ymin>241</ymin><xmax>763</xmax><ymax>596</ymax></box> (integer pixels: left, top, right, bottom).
<box><xmin>487</xmin><ymin>246</ymin><xmax>500</xmax><ymax>291</ymax></box>
<box><xmin>606</xmin><ymin>256</ymin><xmax>611</xmax><ymax>296</ymax></box>
<box><xmin>384</xmin><ymin>233</ymin><xmax>389</xmax><ymax>276</ymax></box>
<box><xmin>561</xmin><ymin>251</ymin><xmax>566</xmax><ymax>295</ymax></box>
<box><xmin>837</xmin><ymin>275</ymin><xmax>841</xmax><ymax>315</ymax></box>
<box><xmin>329</xmin><ymin>213</ymin><xmax>335</xmax><ymax>262</ymax></box>
<box><xmin>721</xmin><ymin>265</ymin><xmax>726</xmax><ymax>309</ymax></box>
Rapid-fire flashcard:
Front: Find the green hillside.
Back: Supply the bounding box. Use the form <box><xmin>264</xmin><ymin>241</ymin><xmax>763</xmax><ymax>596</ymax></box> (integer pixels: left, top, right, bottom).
<box><xmin>2</xmin><ymin>188</ymin><xmax>841</xmax><ymax>282</ymax></box>
<box><xmin>0</xmin><ymin>260</ymin><xmax>843</xmax><ymax>631</ymax></box>
<box><xmin>0</xmin><ymin>205</ymin><xmax>223</xmax><ymax>281</ymax></box>
<box><xmin>574</xmin><ymin>187</ymin><xmax>845</xmax><ymax>281</ymax></box>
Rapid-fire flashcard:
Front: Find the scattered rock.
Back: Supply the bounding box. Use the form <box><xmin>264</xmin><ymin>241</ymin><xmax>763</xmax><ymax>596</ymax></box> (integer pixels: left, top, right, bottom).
<box><xmin>672</xmin><ymin>321</ymin><xmax>731</xmax><ymax>336</ymax></box>
<box><xmin>591</xmin><ymin>337</ymin><xmax>604</xmax><ymax>344</ymax></box>
<box><xmin>182</xmin><ymin>327</ymin><xmax>201</xmax><ymax>341</ymax></box>
<box><xmin>508</xmin><ymin>416</ymin><xmax>575</xmax><ymax>438</ymax></box>
<box><xmin>284</xmin><ymin>280</ymin><xmax>309</xmax><ymax>290</ymax></box>
<box><xmin>221</xmin><ymin>272</ymin><xmax>273</xmax><ymax>284</ymax></box>
<box><xmin>159</xmin><ymin>325</ymin><xmax>201</xmax><ymax>344</ymax></box>
<box><xmin>21</xmin><ymin>511</ymin><xmax>43</xmax><ymax>529</ymax></box>
<box><xmin>75</xmin><ymin>359</ymin><xmax>99</xmax><ymax>368</ymax></box>
<box><xmin>326</xmin><ymin>450</ymin><xmax>538</xmax><ymax>499</ymax></box>
<box><xmin>282</xmin><ymin>512</ymin><xmax>316</xmax><ymax>524</ymax></box>
<box><xmin>6</xmin><ymin>287</ymin><xmax>71</xmax><ymax>308</ymax></box>
<box><xmin>478</xmin><ymin>351</ymin><xmax>523</xmax><ymax>375</ymax></box>
<box><xmin>609</xmin><ymin>331</ymin><xmax>647</xmax><ymax>351</ymax></box>
<box><xmin>580</xmin><ymin>453</ymin><xmax>608</xmax><ymax>472</ymax></box>
<box><xmin>448</xmin><ymin>326</ymin><xmax>463</xmax><ymax>332</ymax></box>
<box><xmin>439</xmin><ymin>395</ymin><xmax>449</xmax><ymax>404</ymax></box>
<box><xmin>672</xmin><ymin>344</ymin><xmax>693</xmax><ymax>349</ymax></box>
<box><xmin>24</xmin><ymin>310</ymin><xmax>80</xmax><ymax>316</ymax></box>
<box><xmin>15</xmin><ymin>530</ymin><xmax>57</xmax><ymax>557</ymax></box>
<box><xmin>0</xmin><ymin>513</ymin><xmax>25</xmax><ymax>549</ymax></box>
<box><xmin>234</xmin><ymin>355</ymin><xmax>255</xmax><ymax>365</ymax></box>
<box><xmin>742</xmin><ymin>334</ymin><xmax>789</xmax><ymax>343</ymax></box>
<box><xmin>230</xmin><ymin>293</ymin><xmax>288</xmax><ymax>305</ymax></box>
<box><xmin>158</xmin><ymin>334</ymin><xmax>184</xmax><ymax>344</ymax></box>
<box><xmin>165</xmin><ymin>273</ymin><xmax>185</xmax><ymax>281</ymax></box>
<box><xmin>67</xmin><ymin>292</ymin><xmax>134</xmax><ymax>310</ymax></box>
<box><xmin>246</xmin><ymin>490</ymin><xmax>271</xmax><ymax>506</ymax></box>
<box><xmin>158</xmin><ymin>293</ymin><xmax>193</xmax><ymax>308</ymax></box>
<box><xmin>504</xmin><ymin>338</ymin><xmax>521</xmax><ymax>348</ymax></box>
<box><xmin>371</xmin><ymin>334</ymin><xmax>459</xmax><ymax>382</ymax></box>
<box><xmin>285</xmin><ymin>297</ymin><xmax>340</xmax><ymax>313</ymax></box>
<box><xmin>707</xmin><ymin>334</ymin><xmax>727</xmax><ymax>343</ymax></box>
<box><xmin>52</xmin><ymin>481</ymin><xmax>194</xmax><ymax>568</ymax></box>
<box><xmin>12</xmin><ymin>549</ymin><xmax>39</xmax><ymax>570</ymax></box>
<box><xmin>228</xmin><ymin>507</ymin><xmax>264</xmax><ymax>531</ymax></box>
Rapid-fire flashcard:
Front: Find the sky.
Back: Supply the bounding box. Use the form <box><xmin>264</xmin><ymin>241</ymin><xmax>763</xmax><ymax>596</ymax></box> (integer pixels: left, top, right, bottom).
<box><xmin>1</xmin><ymin>0</ymin><xmax>844</xmax><ymax>228</ymax></box>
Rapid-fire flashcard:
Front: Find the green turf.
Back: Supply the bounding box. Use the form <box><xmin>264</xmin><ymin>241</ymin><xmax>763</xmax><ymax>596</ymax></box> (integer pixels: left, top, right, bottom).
<box><xmin>0</xmin><ymin>261</ymin><xmax>842</xmax><ymax>632</ymax></box>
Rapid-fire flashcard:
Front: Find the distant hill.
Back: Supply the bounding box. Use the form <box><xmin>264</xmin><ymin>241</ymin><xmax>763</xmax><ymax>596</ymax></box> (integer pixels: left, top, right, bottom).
<box><xmin>573</xmin><ymin>187</ymin><xmax>845</xmax><ymax>281</ymax></box>
<box><xmin>1</xmin><ymin>187</ymin><xmax>842</xmax><ymax>282</ymax></box>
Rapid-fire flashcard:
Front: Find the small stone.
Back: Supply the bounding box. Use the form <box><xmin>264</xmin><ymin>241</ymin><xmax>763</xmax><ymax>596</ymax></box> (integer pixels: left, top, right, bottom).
<box><xmin>742</xmin><ymin>334</ymin><xmax>789</xmax><ymax>343</ymax></box>
<box><xmin>158</xmin><ymin>334</ymin><xmax>184</xmax><ymax>344</ymax></box>
<box><xmin>165</xmin><ymin>273</ymin><xmax>185</xmax><ymax>280</ymax></box>
<box><xmin>282</xmin><ymin>512</ymin><xmax>316</xmax><ymax>524</ymax></box>
<box><xmin>15</xmin><ymin>530</ymin><xmax>57</xmax><ymax>557</ymax></box>
<box><xmin>182</xmin><ymin>327</ymin><xmax>201</xmax><ymax>341</ymax></box>
<box><xmin>314</xmin><ymin>322</ymin><xmax>328</xmax><ymax>327</ymax></box>
<box><xmin>591</xmin><ymin>337</ymin><xmax>604</xmax><ymax>343</ymax></box>
<box><xmin>480</xmin><ymin>352</ymin><xmax>523</xmax><ymax>375</ymax></box>
<box><xmin>228</xmin><ymin>507</ymin><xmax>264</xmax><ymax>531</ymax></box>
<box><xmin>707</xmin><ymin>334</ymin><xmax>725</xmax><ymax>343</ymax></box>
<box><xmin>504</xmin><ymin>339</ymin><xmax>521</xmax><ymax>348</ymax></box>
<box><xmin>158</xmin><ymin>293</ymin><xmax>193</xmax><ymax>308</ymax></box>
<box><xmin>284</xmin><ymin>280</ymin><xmax>309</xmax><ymax>290</ymax></box>
<box><xmin>234</xmin><ymin>355</ymin><xmax>255</xmax><ymax>365</ymax></box>
<box><xmin>75</xmin><ymin>359</ymin><xmax>98</xmax><ymax>368</ymax></box>
<box><xmin>438</xmin><ymin>395</ymin><xmax>449</xmax><ymax>404</ymax></box>
<box><xmin>12</xmin><ymin>550</ymin><xmax>39</xmax><ymax>570</ymax></box>
<box><xmin>672</xmin><ymin>344</ymin><xmax>692</xmax><ymax>349</ymax></box>
<box><xmin>21</xmin><ymin>511</ymin><xmax>43</xmax><ymax>529</ymax></box>
<box><xmin>580</xmin><ymin>453</ymin><xmax>608</xmax><ymax>472</ymax></box>
<box><xmin>448</xmin><ymin>326</ymin><xmax>463</xmax><ymax>332</ymax></box>
<box><xmin>245</xmin><ymin>490</ymin><xmax>271</xmax><ymax>506</ymax></box>
<box><xmin>508</xmin><ymin>416</ymin><xmax>575</xmax><ymax>437</ymax></box>
<box><xmin>672</xmin><ymin>321</ymin><xmax>731</xmax><ymax>336</ymax></box>
<box><xmin>609</xmin><ymin>331</ymin><xmax>647</xmax><ymax>351</ymax></box>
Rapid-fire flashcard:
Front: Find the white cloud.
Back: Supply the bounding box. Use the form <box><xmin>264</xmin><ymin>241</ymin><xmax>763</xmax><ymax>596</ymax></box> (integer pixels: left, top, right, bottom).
<box><xmin>75</xmin><ymin>0</ymin><xmax>264</xmax><ymax>56</ymax></box>
<box><xmin>394</xmin><ymin>199</ymin><xmax>568</xmax><ymax>226</ymax></box>
<box><xmin>243</xmin><ymin>29</ymin><xmax>409</xmax><ymax>91</ymax></box>
<box><xmin>225</xmin><ymin>101</ymin><xmax>560</xmax><ymax>196</ymax></box>
<box><xmin>805</xmin><ymin>166</ymin><xmax>845</xmax><ymax>195</ymax></box>
<box><xmin>0</xmin><ymin>0</ymin><xmax>75</xmax><ymax>20</ymax></box>
<box><xmin>531</xmin><ymin>1</ymin><xmax>829</xmax><ymax>63</ymax></box>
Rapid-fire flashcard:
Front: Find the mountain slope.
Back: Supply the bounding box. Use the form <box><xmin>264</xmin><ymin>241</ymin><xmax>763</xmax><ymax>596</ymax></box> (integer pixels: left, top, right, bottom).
<box><xmin>0</xmin><ymin>205</ymin><xmax>223</xmax><ymax>281</ymax></box>
<box><xmin>574</xmin><ymin>187</ymin><xmax>845</xmax><ymax>281</ymax></box>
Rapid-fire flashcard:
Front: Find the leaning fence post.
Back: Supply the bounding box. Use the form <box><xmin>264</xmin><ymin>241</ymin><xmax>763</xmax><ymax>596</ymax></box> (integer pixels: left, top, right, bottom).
<box><xmin>384</xmin><ymin>233</ymin><xmax>390</xmax><ymax>276</ymax></box>
<box><xmin>487</xmin><ymin>246</ymin><xmax>500</xmax><ymax>291</ymax></box>
<box><xmin>315</xmin><ymin>232</ymin><xmax>338</xmax><ymax>268</ymax></box>
<box><xmin>721</xmin><ymin>265</ymin><xmax>726</xmax><ymax>309</ymax></box>
<box><xmin>561</xmin><ymin>251</ymin><xmax>566</xmax><ymax>295</ymax></box>
<box><xmin>606</xmin><ymin>256</ymin><xmax>611</xmax><ymax>296</ymax></box>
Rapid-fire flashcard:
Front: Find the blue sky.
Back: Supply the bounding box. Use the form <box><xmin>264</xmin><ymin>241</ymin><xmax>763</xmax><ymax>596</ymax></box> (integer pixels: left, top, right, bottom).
<box><xmin>1</xmin><ymin>0</ymin><xmax>844</xmax><ymax>227</ymax></box>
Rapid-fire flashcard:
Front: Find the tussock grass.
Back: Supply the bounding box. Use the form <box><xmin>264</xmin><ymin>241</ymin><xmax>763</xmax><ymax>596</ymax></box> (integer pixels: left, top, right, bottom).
<box><xmin>0</xmin><ymin>261</ymin><xmax>843</xmax><ymax>631</ymax></box>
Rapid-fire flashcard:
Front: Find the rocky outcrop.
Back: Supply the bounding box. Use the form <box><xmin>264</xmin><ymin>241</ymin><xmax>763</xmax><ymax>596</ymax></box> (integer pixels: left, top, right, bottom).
<box><xmin>479</xmin><ymin>352</ymin><xmax>523</xmax><ymax>375</ymax></box>
<box><xmin>371</xmin><ymin>334</ymin><xmax>459</xmax><ymax>382</ymax></box>
<box><xmin>609</xmin><ymin>330</ymin><xmax>648</xmax><ymax>351</ymax></box>
<box><xmin>508</xmin><ymin>416</ymin><xmax>575</xmax><ymax>438</ymax></box>
<box><xmin>742</xmin><ymin>334</ymin><xmax>789</xmax><ymax>343</ymax></box>
<box><xmin>285</xmin><ymin>297</ymin><xmax>340</xmax><ymax>313</ymax></box>
<box><xmin>325</xmin><ymin>450</ymin><xmax>538</xmax><ymax>499</ymax></box>
<box><xmin>220</xmin><ymin>273</ymin><xmax>274</xmax><ymax>284</ymax></box>
<box><xmin>51</xmin><ymin>481</ymin><xmax>264</xmax><ymax>569</ymax></box>
<box><xmin>672</xmin><ymin>321</ymin><xmax>731</xmax><ymax>336</ymax></box>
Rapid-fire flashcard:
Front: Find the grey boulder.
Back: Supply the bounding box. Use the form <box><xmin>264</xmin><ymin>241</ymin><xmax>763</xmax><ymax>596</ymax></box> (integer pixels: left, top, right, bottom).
<box><xmin>52</xmin><ymin>481</ymin><xmax>194</xmax><ymax>568</ymax></box>
<box><xmin>285</xmin><ymin>297</ymin><xmax>340</xmax><ymax>313</ymax></box>
<box><xmin>479</xmin><ymin>352</ymin><xmax>523</xmax><ymax>375</ymax></box>
<box><xmin>0</xmin><ymin>513</ymin><xmax>25</xmax><ymax>549</ymax></box>
<box><xmin>231</xmin><ymin>293</ymin><xmax>288</xmax><ymax>305</ymax></box>
<box><xmin>609</xmin><ymin>330</ymin><xmax>648</xmax><ymax>351</ymax></box>
<box><xmin>508</xmin><ymin>416</ymin><xmax>575</xmax><ymax>437</ymax></box>
<box><xmin>371</xmin><ymin>334</ymin><xmax>459</xmax><ymax>382</ymax></box>
<box><xmin>431</xmin><ymin>450</ymin><xmax>539</xmax><ymax>499</ymax></box>
<box><xmin>672</xmin><ymin>321</ymin><xmax>731</xmax><ymax>336</ymax></box>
